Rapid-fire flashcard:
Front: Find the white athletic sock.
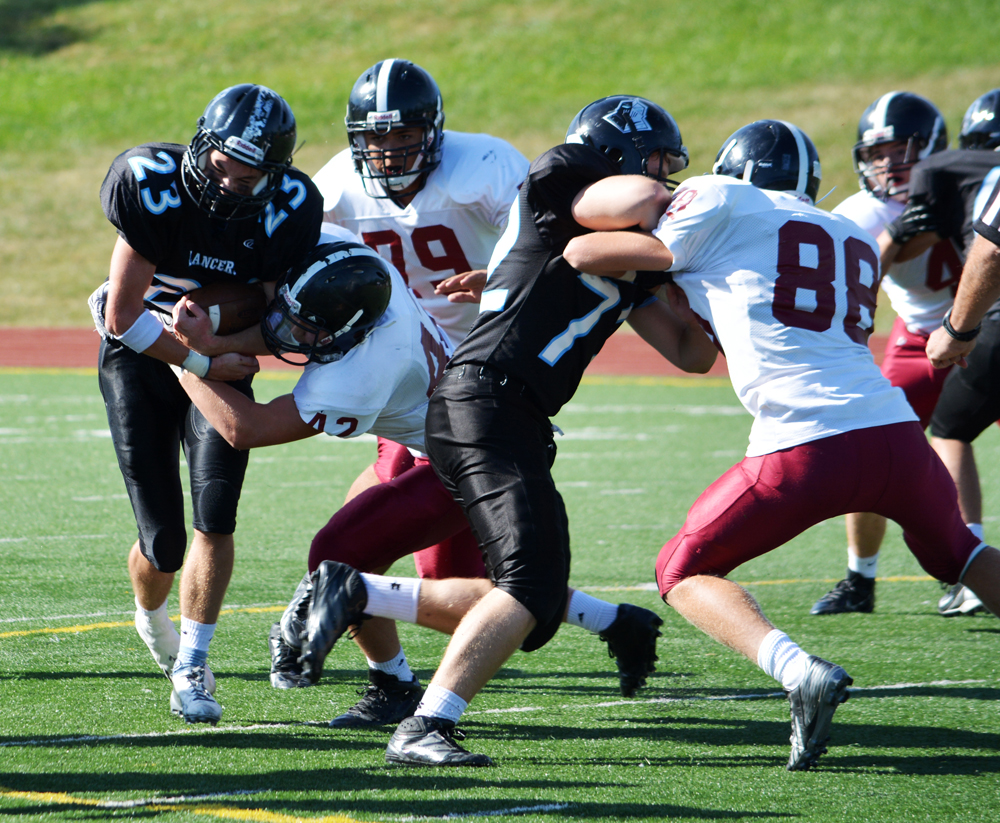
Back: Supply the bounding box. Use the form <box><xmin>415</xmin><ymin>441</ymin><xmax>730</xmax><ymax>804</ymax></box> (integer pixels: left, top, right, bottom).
<box><xmin>177</xmin><ymin>617</ymin><xmax>216</xmax><ymax>669</ymax></box>
<box><xmin>847</xmin><ymin>551</ymin><xmax>879</xmax><ymax>579</ymax></box>
<box><xmin>359</xmin><ymin>573</ymin><xmax>421</xmax><ymax>623</ymax></box>
<box><xmin>415</xmin><ymin>683</ymin><xmax>468</xmax><ymax>723</ymax></box>
<box><xmin>967</xmin><ymin>522</ymin><xmax>985</xmax><ymax>542</ymax></box>
<box><xmin>565</xmin><ymin>590</ymin><xmax>620</xmax><ymax>633</ymax></box>
<box><xmin>135</xmin><ymin>597</ymin><xmax>173</xmax><ymax>626</ymax></box>
<box><xmin>757</xmin><ymin>629</ymin><xmax>810</xmax><ymax>691</ymax></box>
<box><xmin>368</xmin><ymin>652</ymin><xmax>415</xmax><ymax>683</ymax></box>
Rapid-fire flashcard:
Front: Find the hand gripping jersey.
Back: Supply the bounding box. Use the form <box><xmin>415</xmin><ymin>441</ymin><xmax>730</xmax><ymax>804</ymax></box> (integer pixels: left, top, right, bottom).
<box><xmin>291</xmin><ymin>227</ymin><xmax>454</xmax><ymax>452</ymax></box>
<box><xmin>101</xmin><ymin>142</ymin><xmax>323</xmax><ymax>325</ymax></box>
<box><xmin>656</xmin><ymin>176</ymin><xmax>917</xmax><ymax>456</ymax></box>
<box><xmin>448</xmin><ymin>143</ymin><xmax>666</xmax><ymax>418</ymax></box>
<box><xmin>833</xmin><ymin>191</ymin><xmax>961</xmax><ymax>333</ymax></box>
<box><xmin>313</xmin><ymin>131</ymin><xmax>529</xmax><ymax>347</ymax></box>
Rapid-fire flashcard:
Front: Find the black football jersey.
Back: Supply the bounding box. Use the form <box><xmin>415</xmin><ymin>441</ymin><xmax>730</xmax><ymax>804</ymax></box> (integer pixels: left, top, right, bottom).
<box><xmin>449</xmin><ymin>143</ymin><xmax>663</xmax><ymax>417</ymax></box>
<box><xmin>100</xmin><ymin>142</ymin><xmax>323</xmax><ymax>317</ymax></box>
<box><xmin>974</xmin><ymin>174</ymin><xmax>1000</xmax><ymax>248</ymax></box>
<box><xmin>907</xmin><ymin>149</ymin><xmax>1000</xmax><ymax>261</ymax></box>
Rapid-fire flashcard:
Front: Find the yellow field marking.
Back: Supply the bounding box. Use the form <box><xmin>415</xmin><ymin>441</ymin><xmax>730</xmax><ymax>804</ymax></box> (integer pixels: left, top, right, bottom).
<box><xmin>0</xmin><ymin>367</ymin><xmax>99</xmax><ymax>376</ymax></box>
<box><xmin>740</xmin><ymin>574</ymin><xmax>934</xmax><ymax>586</ymax></box>
<box><xmin>581</xmin><ymin>575</ymin><xmax>934</xmax><ymax>592</ymax></box>
<box><xmin>0</xmin><ymin>605</ymin><xmax>284</xmax><ymax>639</ymax></box>
<box><xmin>0</xmin><ymin>788</ymin><xmax>369</xmax><ymax>823</ymax></box>
<box><xmin>1</xmin><ymin>576</ymin><xmax>938</xmax><ymax>639</ymax></box>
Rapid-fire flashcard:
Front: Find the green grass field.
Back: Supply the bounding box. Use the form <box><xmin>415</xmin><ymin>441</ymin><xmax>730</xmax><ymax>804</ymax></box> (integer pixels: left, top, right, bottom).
<box><xmin>3</xmin><ymin>2</ymin><xmax>1000</xmax><ymax>819</ymax></box>
<box><xmin>2</xmin><ymin>370</ymin><xmax>999</xmax><ymax>822</ymax></box>
<box><xmin>2</xmin><ymin>0</ymin><xmax>1000</xmax><ymax>325</ymax></box>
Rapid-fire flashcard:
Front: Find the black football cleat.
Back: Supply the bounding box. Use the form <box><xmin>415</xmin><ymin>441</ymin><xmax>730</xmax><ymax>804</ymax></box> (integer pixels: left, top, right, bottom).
<box><xmin>385</xmin><ymin>716</ymin><xmax>494</xmax><ymax>767</ymax></box>
<box><xmin>329</xmin><ymin>670</ymin><xmax>424</xmax><ymax>728</ymax></box>
<box><xmin>268</xmin><ymin>622</ymin><xmax>309</xmax><ymax>689</ymax></box>
<box><xmin>786</xmin><ymin>656</ymin><xmax>852</xmax><ymax>771</ymax></box>
<box><xmin>598</xmin><ymin>603</ymin><xmax>664</xmax><ymax>696</ymax></box>
<box><xmin>279</xmin><ymin>572</ymin><xmax>314</xmax><ymax>648</ymax></box>
<box><xmin>299</xmin><ymin>561</ymin><xmax>369</xmax><ymax>685</ymax></box>
<box><xmin>810</xmin><ymin>571</ymin><xmax>875</xmax><ymax>615</ymax></box>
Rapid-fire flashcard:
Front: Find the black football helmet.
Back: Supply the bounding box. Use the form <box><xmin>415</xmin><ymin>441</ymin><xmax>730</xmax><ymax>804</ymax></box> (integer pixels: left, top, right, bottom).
<box><xmin>851</xmin><ymin>91</ymin><xmax>947</xmax><ymax>200</ymax></box>
<box><xmin>345</xmin><ymin>59</ymin><xmax>444</xmax><ymax>198</ymax></box>
<box><xmin>565</xmin><ymin>95</ymin><xmax>689</xmax><ymax>187</ymax></box>
<box><xmin>262</xmin><ymin>242</ymin><xmax>392</xmax><ymax>364</ymax></box>
<box><xmin>181</xmin><ymin>84</ymin><xmax>297</xmax><ymax>220</ymax></box>
<box><xmin>959</xmin><ymin>89</ymin><xmax>1000</xmax><ymax>150</ymax></box>
<box><xmin>713</xmin><ymin>119</ymin><xmax>822</xmax><ymax>204</ymax></box>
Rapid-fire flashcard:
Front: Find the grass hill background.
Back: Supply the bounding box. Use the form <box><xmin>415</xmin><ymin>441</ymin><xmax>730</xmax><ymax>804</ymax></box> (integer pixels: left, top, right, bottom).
<box><xmin>1</xmin><ymin>0</ymin><xmax>999</xmax><ymax>327</ymax></box>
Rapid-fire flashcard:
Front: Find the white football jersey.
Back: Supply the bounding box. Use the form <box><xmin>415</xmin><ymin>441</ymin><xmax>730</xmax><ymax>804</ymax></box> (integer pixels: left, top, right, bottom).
<box><xmin>833</xmin><ymin>191</ymin><xmax>960</xmax><ymax>334</ymax></box>
<box><xmin>655</xmin><ymin>176</ymin><xmax>917</xmax><ymax>456</ymax></box>
<box><xmin>312</xmin><ymin>131</ymin><xmax>529</xmax><ymax>346</ymax></box>
<box><xmin>291</xmin><ymin>227</ymin><xmax>453</xmax><ymax>452</ymax></box>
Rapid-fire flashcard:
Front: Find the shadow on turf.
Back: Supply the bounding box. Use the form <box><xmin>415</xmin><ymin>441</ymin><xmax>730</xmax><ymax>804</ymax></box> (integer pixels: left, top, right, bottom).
<box><xmin>0</xmin><ymin>771</ymin><xmax>790</xmax><ymax>821</ymax></box>
<box><xmin>0</xmin><ymin>0</ymin><xmax>102</xmax><ymax>54</ymax></box>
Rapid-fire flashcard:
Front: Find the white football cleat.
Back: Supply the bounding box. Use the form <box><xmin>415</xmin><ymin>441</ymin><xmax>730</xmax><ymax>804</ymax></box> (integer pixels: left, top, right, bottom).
<box><xmin>170</xmin><ymin>665</ymin><xmax>222</xmax><ymax>725</ymax></box>
<box><xmin>135</xmin><ymin>608</ymin><xmax>216</xmax><ymax>693</ymax></box>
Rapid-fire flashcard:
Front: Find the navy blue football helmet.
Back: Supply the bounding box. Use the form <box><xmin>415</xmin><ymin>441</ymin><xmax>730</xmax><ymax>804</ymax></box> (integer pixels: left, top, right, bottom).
<box><xmin>851</xmin><ymin>92</ymin><xmax>946</xmax><ymax>200</ymax></box>
<box><xmin>959</xmin><ymin>89</ymin><xmax>1000</xmax><ymax>150</ymax></box>
<box><xmin>263</xmin><ymin>242</ymin><xmax>392</xmax><ymax>364</ymax></box>
<box><xmin>181</xmin><ymin>84</ymin><xmax>297</xmax><ymax>220</ymax></box>
<box><xmin>566</xmin><ymin>95</ymin><xmax>688</xmax><ymax>187</ymax></box>
<box><xmin>345</xmin><ymin>59</ymin><xmax>444</xmax><ymax>197</ymax></box>
<box><xmin>713</xmin><ymin>120</ymin><xmax>822</xmax><ymax>204</ymax></box>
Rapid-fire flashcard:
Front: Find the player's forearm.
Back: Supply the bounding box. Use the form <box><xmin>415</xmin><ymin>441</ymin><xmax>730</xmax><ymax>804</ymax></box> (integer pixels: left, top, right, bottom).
<box><xmin>179</xmin><ymin>373</ymin><xmax>255</xmax><ymax>448</ymax></box>
<box><xmin>675</xmin><ymin>322</ymin><xmax>719</xmax><ymax>374</ymax></box>
<box><xmin>564</xmin><ymin>231</ymin><xmax>672</xmax><ymax>273</ymax></box>
<box><xmin>571</xmin><ymin>176</ymin><xmax>669</xmax><ymax>231</ymax></box>
<box><xmin>949</xmin><ymin>233</ymin><xmax>1000</xmax><ymax>331</ymax></box>
<box><xmin>198</xmin><ymin>324</ymin><xmax>271</xmax><ymax>357</ymax></box>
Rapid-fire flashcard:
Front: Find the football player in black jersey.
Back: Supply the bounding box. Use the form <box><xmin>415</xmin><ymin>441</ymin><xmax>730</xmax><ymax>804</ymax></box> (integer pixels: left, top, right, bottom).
<box><xmin>301</xmin><ymin>95</ymin><xmax>715</xmax><ymax>766</ymax></box>
<box><xmin>91</xmin><ymin>84</ymin><xmax>323</xmax><ymax>724</ymax></box>
<box><xmin>881</xmin><ymin>88</ymin><xmax>1000</xmax><ymax>617</ymax></box>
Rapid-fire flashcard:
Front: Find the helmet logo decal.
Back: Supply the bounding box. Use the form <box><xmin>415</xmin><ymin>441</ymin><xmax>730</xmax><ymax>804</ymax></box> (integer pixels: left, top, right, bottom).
<box><xmin>602</xmin><ymin>99</ymin><xmax>652</xmax><ymax>133</ymax></box>
<box><xmin>224</xmin><ymin>135</ymin><xmax>265</xmax><ymax>164</ymax></box>
<box><xmin>970</xmin><ymin>109</ymin><xmax>996</xmax><ymax>125</ymax></box>
<box><xmin>367</xmin><ymin>110</ymin><xmax>401</xmax><ymax>126</ymax></box>
<box><xmin>242</xmin><ymin>90</ymin><xmax>275</xmax><ymax>143</ymax></box>
<box><xmin>862</xmin><ymin>125</ymin><xmax>895</xmax><ymax>143</ymax></box>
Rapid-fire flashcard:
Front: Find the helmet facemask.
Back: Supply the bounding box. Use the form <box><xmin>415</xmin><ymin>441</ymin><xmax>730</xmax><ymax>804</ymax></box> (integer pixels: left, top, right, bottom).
<box><xmin>181</xmin><ymin>130</ymin><xmax>285</xmax><ymax>221</ymax></box>
<box><xmin>851</xmin><ymin>92</ymin><xmax>946</xmax><ymax>202</ymax></box>
<box><xmin>261</xmin><ymin>286</ymin><xmax>341</xmax><ymax>365</ymax></box>
<box><xmin>348</xmin><ymin>119</ymin><xmax>442</xmax><ymax>198</ymax></box>
<box><xmin>852</xmin><ymin>137</ymin><xmax>928</xmax><ymax>202</ymax></box>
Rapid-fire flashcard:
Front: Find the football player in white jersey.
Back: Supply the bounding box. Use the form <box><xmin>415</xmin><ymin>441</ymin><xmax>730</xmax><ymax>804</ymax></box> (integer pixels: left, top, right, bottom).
<box><xmin>311</xmin><ymin>58</ymin><xmax>530</xmax><ymax>549</ymax></box>
<box><xmin>560</xmin><ymin>120</ymin><xmax>1000</xmax><ymax>771</ymax></box>
<box><xmin>180</xmin><ymin>226</ymin><xmax>667</xmax><ymax>727</ymax></box>
<box><xmin>811</xmin><ymin>92</ymin><xmax>960</xmax><ymax>615</ymax></box>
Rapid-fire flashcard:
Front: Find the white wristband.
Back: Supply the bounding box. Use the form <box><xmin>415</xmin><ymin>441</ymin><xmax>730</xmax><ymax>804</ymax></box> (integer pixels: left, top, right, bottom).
<box><xmin>181</xmin><ymin>350</ymin><xmax>212</xmax><ymax>378</ymax></box>
<box><xmin>116</xmin><ymin>310</ymin><xmax>163</xmax><ymax>353</ymax></box>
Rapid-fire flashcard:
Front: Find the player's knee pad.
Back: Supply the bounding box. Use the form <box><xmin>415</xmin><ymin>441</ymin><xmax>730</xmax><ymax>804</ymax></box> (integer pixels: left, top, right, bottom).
<box><xmin>191</xmin><ymin>479</ymin><xmax>241</xmax><ymax>535</ymax></box>
<box><xmin>494</xmin><ymin>563</ymin><xmax>569</xmax><ymax>653</ymax></box>
<box><xmin>139</xmin><ymin>524</ymin><xmax>188</xmax><ymax>574</ymax></box>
